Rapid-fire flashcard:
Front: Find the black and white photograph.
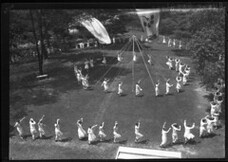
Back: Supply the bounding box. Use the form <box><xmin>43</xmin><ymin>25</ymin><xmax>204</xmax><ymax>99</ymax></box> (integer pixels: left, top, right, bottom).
<box><xmin>2</xmin><ymin>2</ymin><xmax>226</xmax><ymax>160</ymax></box>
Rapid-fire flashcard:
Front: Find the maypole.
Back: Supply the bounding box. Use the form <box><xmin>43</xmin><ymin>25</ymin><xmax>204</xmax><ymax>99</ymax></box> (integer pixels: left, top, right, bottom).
<box><xmin>132</xmin><ymin>35</ymin><xmax>135</xmax><ymax>92</ymax></box>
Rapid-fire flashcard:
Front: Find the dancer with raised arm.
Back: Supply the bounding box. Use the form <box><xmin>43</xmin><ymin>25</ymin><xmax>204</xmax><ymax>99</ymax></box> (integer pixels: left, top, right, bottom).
<box><xmin>76</xmin><ymin>118</ymin><xmax>87</xmax><ymax>140</ymax></box>
<box><xmin>183</xmin><ymin>120</ymin><xmax>195</xmax><ymax>144</ymax></box>
<box><xmin>113</xmin><ymin>121</ymin><xmax>121</xmax><ymax>143</ymax></box>
<box><xmin>98</xmin><ymin>122</ymin><xmax>107</xmax><ymax>141</ymax></box>
<box><xmin>160</xmin><ymin>122</ymin><xmax>171</xmax><ymax>148</ymax></box>
<box><xmin>14</xmin><ymin>116</ymin><xmax>26</xmax><ymax>140</ymax></box>
<box><xmin>88</xmin><ymin>124</ymin><xmax>98</xmax><ymax>144</ymax></box>
<box><xmin>29</xmin><ymin>118</ymin><xmax>37</xmax><ymax>140</ymax></box>
<box><xmin>135</xmin><ymin>81</ymin><xmax>143</xmax><ymax>97</ymax></box>
<box><xmin>117</xmin><ymin>81</ymin><xmax>124</xmax><ymax>96</ymax></box>
<box><xmin>165</xmin><ymin>79</ymin><xmax>173</xmax><ymax>95</ymax></box>
<box><xmin>38</xmin><ymin>115</ymin><xmax>46</xmax><ymax>138</ymax></box>
<box><xmin>171</xmin><ymin>123</ymin><xmax>181</xmax><ymax>144</ymax></box>
<box><xmin>54</xmin><ymin>119</ymin><xmax>63</xmax><ymax>142</ymax></box>
<box><xmin>135</xmin><ymin>121</ymin><xmax>144</xmax><ymax>143</ymax></box>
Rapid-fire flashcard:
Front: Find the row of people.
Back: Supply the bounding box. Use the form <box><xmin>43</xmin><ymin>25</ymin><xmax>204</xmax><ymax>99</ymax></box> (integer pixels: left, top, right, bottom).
<box><xmin>14</xmin><ymin>114</ymin><xmax>221</xmax><ymax>147</ymax></box>
<box><xmin>162</xmin><ymin>36</ymin><xmax>184</xmax><ymax>49</ymax></box>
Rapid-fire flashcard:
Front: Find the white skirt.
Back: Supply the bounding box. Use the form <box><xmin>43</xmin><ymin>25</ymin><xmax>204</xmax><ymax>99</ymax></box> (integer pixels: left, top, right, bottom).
<box><xmin>135</xmin><ymin>132</ymin><xmax>143</xmax><ymax>139</ymax></box>
<box><xmin>88</xmin><ymin>132</ymin><xmax>96</xmax><ymax>142</ymax></box>
<box><xmin>114</xmin><ymin>131</ymin><xmax>121</xmax><ymax>138</ymax></box>
<box><xmin>184</xmin><ymin>132</ymin><xmax>194</xmax><ymax>139</ymax></box>
<box><xmin>78</xmin><ymin>127</ymin><xmax>87</xmax><ymax>139</ymax></box>
<box><xmin>98</xmin><ymin>130</ymin><xmax>107</xmax><ymax>138</ymax></box>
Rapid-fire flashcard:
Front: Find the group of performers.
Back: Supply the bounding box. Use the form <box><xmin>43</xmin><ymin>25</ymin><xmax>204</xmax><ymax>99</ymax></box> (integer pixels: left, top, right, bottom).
<box><xmin>162</xmin><ymin>36</ymin><xmax>184</xmax><ymax>49</ymax></box>
<box><xmin>14</xmin><ymin>112</ymin><xmax>222</xmax><ymax>147</ymax></box>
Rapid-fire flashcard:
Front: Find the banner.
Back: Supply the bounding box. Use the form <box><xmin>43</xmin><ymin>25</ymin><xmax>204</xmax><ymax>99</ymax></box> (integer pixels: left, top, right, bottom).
<box><xmin>136</xmin><ymin>9</ymin><xmax>160</xmax><ymax>37</ymax></box>
<box><xmin>81</xmin><ymin>18</ymin><xmax>111</xmax><ymax>44</ymax></box>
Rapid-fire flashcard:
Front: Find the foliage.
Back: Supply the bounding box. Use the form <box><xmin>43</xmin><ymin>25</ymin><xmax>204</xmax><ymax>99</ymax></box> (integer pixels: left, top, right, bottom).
<box><xmin>189</xmin><ymin>9</ymin><xmax>225</xmax><ymax>89</ymax></box>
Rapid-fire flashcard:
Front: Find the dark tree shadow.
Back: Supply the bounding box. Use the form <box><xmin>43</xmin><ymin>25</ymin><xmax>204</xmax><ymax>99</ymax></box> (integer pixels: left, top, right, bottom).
<box><xmin>203</xmin><ymin>93</ymin><xmax>214</xmax><ymax>102</ymax></box>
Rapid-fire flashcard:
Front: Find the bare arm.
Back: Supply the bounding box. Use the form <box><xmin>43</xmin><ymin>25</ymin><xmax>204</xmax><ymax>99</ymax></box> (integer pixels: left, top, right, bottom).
<box><xmin>165</xmin><ymin>128</ymin><xmax>171</xmax><ymax>133</ymax></box>
<box><xmin>190</xmin><ymin>123</ymin><xmax>195</xmax><ymax>129</ymax></box>
<box><xmin>19</xmin><ymin>117</ymin><xmax>25</xmax><ymax>123</ymax></box>
<box><xmin>92</xmin><ymin>125</ymin><xmax>98</xmax><ymax>129</ymax></box>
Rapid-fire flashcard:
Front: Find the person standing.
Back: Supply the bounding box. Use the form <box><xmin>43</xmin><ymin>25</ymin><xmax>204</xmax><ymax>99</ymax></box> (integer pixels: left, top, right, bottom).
<box><xmin>175</xmin><ymin>58</ymin><xmax>180</xmax><ymax>72</ymax></box>
<box><xmin>29</xmin><ymin>118</ymin><xmax>37</xmax><ymax>140</ymax></box>
<box><xmin>135</xmin><ymin>81</ymin><xmax>143</xmax><ymax>97</ymax></box>
<box><xmin>87</xmin><ymin>124</ymin><xmax>98</xmax><ymax>144</ymax></box>
<box><xmin>160</xmin><ymin>122</ymin><xmax>171</xmax><ymax>148</ymax></box>
<box><xmin>176</xmin><ymin>76</ymin><xmax>182</xmax><ymax>93</ymax></box>
<box><xmin>102</xmin><ymin>55</ymin><xmax>107</xmax><ymax>65</ymax></box>
<box><xmin>199</xmin><ymin>118</ymin><xmax>208</xmax><ymax>138</ymax></box>
<box><xmin>89</xmin><ymin>58</ymin><xmax>94</xmax><ymax>68</ymax></box>
<box><xmin>113</xmin><ymin>121</ymin><xmax>121</xmax><ymax>143</ymax></box>
<box><xmin>38</xmin><ymin>115</ymin><xmax>46</xmax><ymax>138</ymax></box>
<box><xmin>117</xmin><ymin>81</ymin><xmax>124</xmax><ymax>96</ymax></box>
<box><xmin>54</xmin><ymin>119</ymin><xmax>63</xmax><ymax>142</ymax></box>
<box><xmin>14</xmin><ymin>116</ymin><xmax>26</xmax><ymax>140</ymax></box>
<box><xmin>101</xmin><ymin>78</ymin><xmax>110</xmax><ymax>92</ymax></box>
<box><xmin>155</xmin><ymin>80</ymin><xmax>160</xmax><ymax>97</ymax></box>
<box><xmin>76</xmin><ymin>118</ymin><xmax>87</xmax><ymax>140</ymax></box>
<box><xmin>171</xmin><ymin>123</ymin><xmax>181</xmax><ymax>144</ymax></box>
<box><xmin>183</xmin><ymin>120</ymin><xmax>195</xmax><ymax>144</ymax></box>
<box><xmin>205</xmin><ymin>115</ymin><xmax>216</xmax><ymax>135</ymax></box>
<box><xmin>98</xmin><ymin>122</ymin><xmax>107</xmax><ymax>141</ymax></box>
<box><xmin>165</xmin><ymin>79</ymin><xmax>173</xmax><ymax>95</ymax></box>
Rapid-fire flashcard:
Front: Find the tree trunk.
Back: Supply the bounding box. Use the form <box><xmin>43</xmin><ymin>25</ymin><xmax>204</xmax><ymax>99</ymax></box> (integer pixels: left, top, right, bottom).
<box><xmin>29</xmin><ymin>10</ymin><xmax>43</xmax><ymax>75</ymax></box>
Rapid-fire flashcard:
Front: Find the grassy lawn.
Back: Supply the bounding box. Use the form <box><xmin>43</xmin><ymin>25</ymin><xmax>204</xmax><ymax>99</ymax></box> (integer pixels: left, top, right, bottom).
<box><xmin>9</xmin><ymin>37</ymin><xmax>225</xmax><ymax>159</ymax></box>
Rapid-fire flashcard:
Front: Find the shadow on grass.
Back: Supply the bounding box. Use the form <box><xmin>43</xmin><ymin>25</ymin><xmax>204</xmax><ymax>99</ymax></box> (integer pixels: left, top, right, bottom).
<box><xmin>39</xmin><ymin>135</ymin><xmax>53</xmax><ymax>140</ymax></box>
<box><xmin>200</xmin><ymin>133</ymin><xmax>218</xmax><ymax>139</ymax></box>
<box><xmin>60</xmin><ymin>137</ymin><xmax>73</xmax><ymax>142</ymax></box>
<box><xmin>203</xmin><ymin>93</ymin><xmax>214</xmax><ymax>102</ymax></box>
<box><xmin>118</xmin><ymin>139</ymin><xmax>128</xmax><ymax>144</ymax></box>
<box><xmin>137</xmin><ymin>139</ymin><xmax>149</xmax><ymax>144</ymax></box>
<box><xmin>79</xmin><ymin>137</ymin><xmax>88</xmax><ymax>141</ymax></box>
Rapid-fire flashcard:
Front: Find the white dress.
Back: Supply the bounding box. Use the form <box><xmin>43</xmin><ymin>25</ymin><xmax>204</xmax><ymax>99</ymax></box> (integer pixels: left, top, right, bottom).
<box><xmin>29</xmin><ymin>120</ymin><xmax>37</xmax><ymax>135</ymax></box>
<box><xmin>38</xmin><ymin>122</ymin><xmax>45</xmax><ymax>136</ymax></box>
<box><xmin>98</xmin><ymin>126</ymin><xmax>106</xmax><ymax>138</ymax></box>
<box><xmin>166</xmin><ymin>83</ymin><xmax>172</xmax><ymax>94</ymax></box>
<box><xmin>206</xmin><ymin>118</ymin><xmax>216</xmax><ymax>134</ymax></box>
<box><xmin>102</xmin><ymin>81</ymin><xmax>108</xmax><ymax>91</ymax></box>
<box><xmin>15</xmin><ymin>122</ymin><xmax>23</xmax><ymax>136</ymax></box>
<box><xmin>90</xmin><ymin>60</ymin><xmax>94</xmax><ymax>68</ymax></box>
<box><xmin>171</xmin><ymin>125</ymin><xmax>181</xmax><ymax>143</ymax></box>
<box><xmin>155</xmin><ymin>84</ymin><xmax>159</xmax><ymax>96</ymax></box>
<box><xmin>84</xmin><ymin>61</ymin><xmax>89</xmax><ymax>70</ymax></box>
<box><xmin>184</xmin><ymin>125</ymin><xmax>195</xmax><ymax>140</ymax></box>
<box><xmin>210</xmin><ymin>102</ymin><xmax>218</xmax><ymax>116</ymax></box>
<box><xmin>55</xmin><ymin>123</ymin><xmax>63</xmax><ymax>137</ymax></box>
<box><xmin>199</xmin><ymin>119</ymin><xmax>207</xmax><ymax>137</ymax></box>
<box><xmin>176</xmin><ymin>82</ymin><xmax>181</xmax><ymax>91</ymax></box>
<box><xmin>102</xmin><ymin>57</ymin><xmax>107</xmax><ymax>64</ymax></box>
<box><xmin>135</xmin><ymin>125</ymin><xmax>143</xmax><ymax>139</ymax></box>
<box><xmin>133</xmin><ymin>55</ymin><xmax>136</xmax><ymax>62</ymax></box>
<box><xmin>118</xmin><ymin>83</ymin><xmax>123</xmax><ymax>95</ymax></box>
<box><xmin>113</xmin><ymin>125</ymin><xmax>121</xmax><ymax>138</ymax></box>
<box><xmin>160</xmin><ymin>129</ymin><xmax>169</xmax><ymax>146</ymax></box>
<box><xmin>88</xmin><ymin>128</ymin><xmax>96</xmax><ymax>143</ymax></box>
<box><xmin>135</xmin><ymin>84</ymin><xmax>142</xmax><ymax>96</ymax></box>
<box><xmin>77</xmin><ymin>123</ymin><xmax>87</xmax><ymax>139</ymax></box>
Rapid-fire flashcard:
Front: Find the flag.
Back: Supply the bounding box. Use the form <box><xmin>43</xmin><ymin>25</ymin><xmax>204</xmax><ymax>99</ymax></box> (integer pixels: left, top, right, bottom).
<box><xmin>81</xmin><ymin>18</ymin><xmax>111</xmax><ymax>44</ymax></box>
<box><xmin>136</xmin><ymin>9</ymin><xmax>160</xmax><ymax>37</ymax></box>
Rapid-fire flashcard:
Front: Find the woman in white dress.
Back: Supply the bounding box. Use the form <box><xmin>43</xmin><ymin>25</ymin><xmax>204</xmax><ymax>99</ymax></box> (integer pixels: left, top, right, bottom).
<box><xmin>101</xmin><ymin>78</ymin><xmax>109</xmax><ymax>92</ymax></box>
<box><xmin>183</xmin><ymin>120</ymin><xmax>195</xmax><ymax>144</ymax></box>
<box><xmin>155</xmin><ymin>80</ymin><xmax>160</xmax><ymax>97</ymax></box>
<box><xmin>175</xmin><ymin>58</ymin><xmax>180</xmax><ymax>72</ymax></box>
<box><xmin>212</xmin><ymin>112</ymin><xmax>220</xmax><ymax>130</ymax></box>
<box><xmin>117</xmin><ymin>82</ymin><xmax>123</xmax><ymax>96</ymax></box>
<box><xmin>14</xmin><ymin>116</ymin><xmax>26</xmax><ymax>140</ymax></box>
<box><xmin>210</xmin><ymin>101</ymin><xmax>219</xmax><ymax>116</ymax></box>
<box><xmin>165</xmin><ymin>79</ymin><xmax>173</xmax><ymax>95</ymax></box>
<box><xmin>199</xmin><ymin>118</ymin><xmax>208</xmax><ymax>138</ymax></box>
<box><xmin>87</xmin><ymin>124</ymin><xmax>98</xmax><ymax>144</ymax></box>
<box><xmin>113</xmin><ymin>121</ymin><xmax>121</xmax><ymax>143</ymax></box>
<box><xmin>54</xmin><ymin>119</ymin><xmax>63</xmax><ymax>142</ymax></box>
<box><xmin>135</xmin><ymin>82</ymin><xmax>143</xmax><ymax>97</ymax></box>
<box><xmin>205</xmin><ymin>115</ymin><xmax>216</xmax><ymax>134</ymax></box>
<box><xmin>166</xmin><ymin>57</ymin><xmax>172</xmax><ymax>70</ymax></box>
<box><xmin>178</xmin><ymin>62</ymin><xmax>185</xmax><ymax>74</ymax></box>
<box><xmin>176</xmin><ymin>76</ymin><xmax>182</xmax><ymax>93</ymax></box>
<box><xmin>171</xmin><ymin>123</ymin><xmax>181</xmax><ymax>144</ymax></box>
<box><xmin>29</xmin><ymin>118</ymin><xmax>37</xmax><ymax>140</ymax></box>
<box><xmin>135</xmin><ymin>121</ymin><xmax>144</xmax><ymax>143</ymax></box>
<box><xmin>98</xmin><ymin>122</ymin><xmax>106</xmax><ymax>141</ymax></box>
<box><xmin>76</xmin><ymin>118</ymin><xmax>87</xmax><ymax>140</ymax></box>
<box><xmin>160</xmin><ymin>122</ymin><xmax>171</xmax><ymax>147</ymax></box>
<box><xmin>180</xmin><ymin>71</ymin><xmax>188</xmax><ymax>85</ymax></box>
<box><xmin>38</xmin><ymin>115</ymin><xmax>46</xmax><ymax>138</ymax></box>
